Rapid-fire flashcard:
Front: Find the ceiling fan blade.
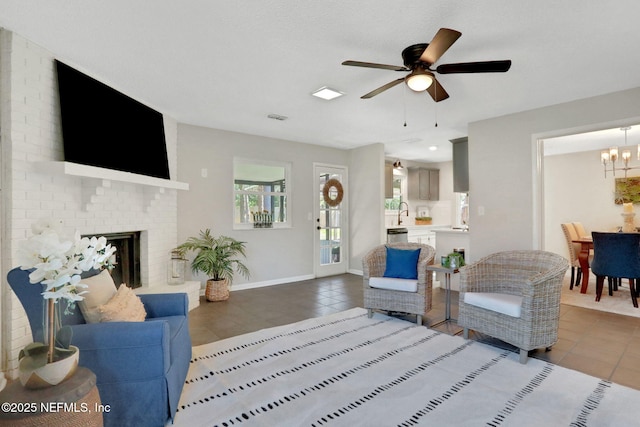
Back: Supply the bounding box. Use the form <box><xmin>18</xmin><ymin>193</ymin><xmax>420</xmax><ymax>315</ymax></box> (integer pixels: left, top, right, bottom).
<box><xmin>436</xmin><ymin>60</ymin><xmax>512</xmax><ymax>74</ymax></box>
<box><xmin>342</xmin><ymin>60</ymin><xmax>408</xmax><ymax>72</ymax></box>
<box><xmin>425</xmin><ymin>77</ymin><xmax>449</xmax><ymax>102</ymax></box>
<box><xmin>419</xmin><ymin>28</ymin><xmax>462</xmax><ymax>65</ymax></box>
<box><xmin>361</xmin><ymin>78</ymin><xmax>405</xmax><ymax>99</ymax></box>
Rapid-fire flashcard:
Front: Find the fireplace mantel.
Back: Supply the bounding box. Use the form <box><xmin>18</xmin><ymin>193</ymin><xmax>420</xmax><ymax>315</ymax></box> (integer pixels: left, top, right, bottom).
<box><xmin>37</xmin><ymin>161</ymin><xmax>189</xmax><ymax>211</ymax></box>
<box><xmin>37</xmin><ymin>161</ymin><xmax>189</xmax><ymax>190</ymax></box>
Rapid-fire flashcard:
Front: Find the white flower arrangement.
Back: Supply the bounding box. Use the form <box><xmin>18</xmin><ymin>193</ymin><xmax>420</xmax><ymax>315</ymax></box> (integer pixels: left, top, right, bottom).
<box><xmin>18</xmin><ymin>220</ymin><xmax>116</xmax><ymax>305</ymax></box>
<box><xmin>16</xmin><ymin>220</ymin><xmax>117</xmax><ymax>364</ymax></box>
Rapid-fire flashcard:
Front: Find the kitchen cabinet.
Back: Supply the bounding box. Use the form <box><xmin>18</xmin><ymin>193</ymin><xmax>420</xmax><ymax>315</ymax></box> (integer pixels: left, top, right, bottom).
<box><xmin>408</xmin><ymin>229</ymin><xmax>436</xmax><ymax>248</ymax></box>
<box><xmin>408</xmin><ymin>168</ymin><xmax>439</xmax><ymax>201</ymax></box>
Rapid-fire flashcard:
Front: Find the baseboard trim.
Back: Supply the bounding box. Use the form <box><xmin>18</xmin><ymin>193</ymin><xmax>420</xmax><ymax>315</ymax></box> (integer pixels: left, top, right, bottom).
<box><xmin>199</xmin><ymin>274</ymin><xmax>317</xmax><ymax>295</ymax></box>
<box><xmin>198</xmin><ymin>271</ymin><xmax>365</xmax><ymax>295</ymax></box>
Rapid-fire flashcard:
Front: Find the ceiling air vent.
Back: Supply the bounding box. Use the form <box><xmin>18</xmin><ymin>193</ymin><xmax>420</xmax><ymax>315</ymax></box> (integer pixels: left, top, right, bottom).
<box><xmin>267</xmin><ymin>113</ymin><xmax>288</xmax><ymax>121</ymax></box>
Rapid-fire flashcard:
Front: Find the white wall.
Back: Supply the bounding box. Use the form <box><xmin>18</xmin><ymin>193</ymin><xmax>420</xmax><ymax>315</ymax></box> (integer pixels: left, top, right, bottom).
<box><xmin>469</xmin><ymin>87</ymin><xmax>640</xmax><ymax>260</ymax></box>
<box><xmin>544</xmin><ymin>149</ymin><xmax>635</xmax><ymax>257</ymax></box>
<box><xmin>0</xmin><ymin>30</ymin><xmax>181</xmax><ymax>379</ymax></box>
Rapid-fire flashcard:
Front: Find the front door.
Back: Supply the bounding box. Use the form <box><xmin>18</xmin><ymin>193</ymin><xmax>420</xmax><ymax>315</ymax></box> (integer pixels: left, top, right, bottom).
<box><xmin>314</xmin><ymin>164</ymin><xmax>348</xmax><ymax>277</ymax></box>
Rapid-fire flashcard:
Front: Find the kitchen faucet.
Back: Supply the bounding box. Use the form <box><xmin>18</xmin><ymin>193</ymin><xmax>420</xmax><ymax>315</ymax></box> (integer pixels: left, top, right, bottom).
<box><xmin>397</xmin><ymin>202</ymin><xmax>409</xmax><ymax>226</ymax></box>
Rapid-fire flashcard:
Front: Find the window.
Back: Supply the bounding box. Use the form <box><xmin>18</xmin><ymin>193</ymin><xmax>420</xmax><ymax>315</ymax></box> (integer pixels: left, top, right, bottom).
<box><xmin>385</xmin><ymin>177</ymin><xmax>403</xmax><ymax>210</ymax></box>
<box><xmin>385</xmin><ymin>171</ymin><xmax>407</xmax><ymax>212</ymax></box>
<box><xmin>455</xmin><ymin>192</ymin><xmax>469</xmax><ymax>228</ymax></box>
<box><xmin>233</xmin><ymin>158</ymin><xmax>291</xmax><ymax>229</ymax></box>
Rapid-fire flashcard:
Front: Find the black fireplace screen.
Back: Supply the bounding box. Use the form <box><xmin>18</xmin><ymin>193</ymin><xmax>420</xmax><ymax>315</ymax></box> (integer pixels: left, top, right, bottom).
<box><xmin>85</xmin><ymin>231</ymin><xmax>141</xmax><ymax>288</ymax></box>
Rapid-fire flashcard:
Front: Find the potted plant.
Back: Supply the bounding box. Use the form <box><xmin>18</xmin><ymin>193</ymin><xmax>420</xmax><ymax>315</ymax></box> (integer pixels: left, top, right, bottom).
<box><xmin>16</xmin><ymin>220</ymin><xmax>116</xmax><ymax>388</ymax></box>
<box><xmin>175</xmin><ymin>229</ymin><xmax>250</xmax><ymax>301</ymax></box>
<box><xmin>443</xmin><ymin>252</ymin><xmax>466</xmax><ymax>269</ymax></box>
<box><xmin>415</xmin><ymin>216</ymin><xmax>433</xmax><ymax>225</ymax></box>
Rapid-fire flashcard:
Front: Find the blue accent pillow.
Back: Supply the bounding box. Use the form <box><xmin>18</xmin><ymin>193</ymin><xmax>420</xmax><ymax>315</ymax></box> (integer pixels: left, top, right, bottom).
<box><xmin>383</xmin><ymin>247</ymin><xmax>421</xmax><ymax>279</ymax></box>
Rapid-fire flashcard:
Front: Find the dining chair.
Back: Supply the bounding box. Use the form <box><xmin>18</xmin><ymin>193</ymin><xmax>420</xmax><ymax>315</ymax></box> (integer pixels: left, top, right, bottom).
<box><xmin>561</xmin><ymin>223</ymin><xmax>584</xmax><ymax>290</ymax></box>
<box><xmin>572</xmin><ymin>222</ymin><xmax>589</xmax><ymax>238</ymax></box>
<box><xmin>590</xmin><ymin>232</ymin><xmax>640</xmax><ymax>308</ymax></box>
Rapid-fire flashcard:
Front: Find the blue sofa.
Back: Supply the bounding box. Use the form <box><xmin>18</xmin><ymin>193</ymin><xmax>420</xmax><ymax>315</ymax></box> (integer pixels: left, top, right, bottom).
<box><xmin>8</xmin><ymin>267</ymin><xmax>192</xmax><ymax>427</ymax></box>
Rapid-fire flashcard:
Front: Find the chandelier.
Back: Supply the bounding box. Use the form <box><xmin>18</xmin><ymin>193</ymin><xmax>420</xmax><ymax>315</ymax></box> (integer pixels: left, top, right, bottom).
<box><xmin>601</xmin><ymin>127</ymin><xmax>639</xmax><ymax>178</ymax></box>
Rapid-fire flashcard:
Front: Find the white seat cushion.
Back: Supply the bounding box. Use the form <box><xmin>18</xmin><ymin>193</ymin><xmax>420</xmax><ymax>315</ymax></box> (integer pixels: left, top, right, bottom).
<box><xmin>463</xmin><ymin>292</ymin><xmax>523</xmax><ymax>318</ymax></box>
<box><xmin>369</xmin><ymin>277</ymin><xmax>418</xmax><ymax>292</ymax></box>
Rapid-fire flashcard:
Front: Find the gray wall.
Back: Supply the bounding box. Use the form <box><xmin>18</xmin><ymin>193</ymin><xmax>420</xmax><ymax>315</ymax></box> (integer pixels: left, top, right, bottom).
<box><xmin>469</xmin><ymin>87</ymin><xmax>640</xmax><ymax>259</ymax></box>
<box><xmin>348</xmin><ymin>143</ymin><xmax>386</xmax><ymax>274</ymax></box>
<box><xmin>177</xmin><ymin>124</ymin><xmax>384</xmax><ymax>287</ymax></box>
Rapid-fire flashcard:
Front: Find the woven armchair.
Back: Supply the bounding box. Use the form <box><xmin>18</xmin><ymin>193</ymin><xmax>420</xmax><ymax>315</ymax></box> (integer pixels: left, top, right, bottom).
<box><xmin>363</xmin><ymin>242</ymin><xmax>435</xmax><ymax>325</ymax></box>
<box><xmin>458</xmin><ymin>250</ymin><xmax>568</xmax><ymax>364</ymax></box>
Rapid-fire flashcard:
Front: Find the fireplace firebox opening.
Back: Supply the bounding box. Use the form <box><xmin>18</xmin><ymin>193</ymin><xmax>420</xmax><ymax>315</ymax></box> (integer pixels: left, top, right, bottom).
<box><xmin>86</xmin><ymin>231</ymin><xmax>141</xmax><ymax>289</ymax></box>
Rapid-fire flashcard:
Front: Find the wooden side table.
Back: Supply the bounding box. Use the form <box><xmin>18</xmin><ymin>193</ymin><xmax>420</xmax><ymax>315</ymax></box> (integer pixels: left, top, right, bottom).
<box><xmin>0</xmin><ymin>367</ymin><xmax>103</xmax><ymax>427</ymax></box>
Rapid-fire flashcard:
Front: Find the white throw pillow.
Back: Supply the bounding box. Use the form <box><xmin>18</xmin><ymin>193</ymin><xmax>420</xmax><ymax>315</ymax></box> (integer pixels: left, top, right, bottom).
<box><xmin>77</xmin><ymin>269</ymin><xmax>117</xmax><ymax>323</ymax></box>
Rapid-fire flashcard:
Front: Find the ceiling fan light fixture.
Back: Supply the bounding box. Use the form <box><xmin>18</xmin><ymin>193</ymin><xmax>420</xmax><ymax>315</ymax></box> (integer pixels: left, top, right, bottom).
<box><xmin>406</xmin><ymin>69</ymin><xmax>434</xmax><ymax>92</ymax></box>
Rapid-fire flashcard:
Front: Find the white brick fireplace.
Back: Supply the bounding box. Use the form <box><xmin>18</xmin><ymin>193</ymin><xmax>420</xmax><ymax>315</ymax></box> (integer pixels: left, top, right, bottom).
<box><xmin>0</xmin><ymin>30</ymin><xmax>187</xmax><ymax>379</ymax></box>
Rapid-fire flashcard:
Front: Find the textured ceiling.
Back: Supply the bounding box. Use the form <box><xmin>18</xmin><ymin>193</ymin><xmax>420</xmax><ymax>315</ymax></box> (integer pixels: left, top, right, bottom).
<box><xmin>2</xmin><ymin>1</ymin><xmax>640</xmax><ymax>163</ymax></box>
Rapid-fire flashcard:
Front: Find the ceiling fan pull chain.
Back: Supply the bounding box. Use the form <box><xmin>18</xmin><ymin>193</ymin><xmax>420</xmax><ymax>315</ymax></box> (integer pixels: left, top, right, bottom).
<box><xmin>434</xmin><ymin>84</ymin><xmax>438</xmax><ymax>127</ymax></box>
<box><xmin>403</xmin><ymin>84</ymin><xmax>407</xmax><ymax>127</ymax></box>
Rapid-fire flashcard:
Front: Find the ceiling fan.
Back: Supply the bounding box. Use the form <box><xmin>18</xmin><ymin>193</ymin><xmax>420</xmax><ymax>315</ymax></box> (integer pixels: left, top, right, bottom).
<box><xmin>342</xmin><ymin>28</ymin><xmax>511</xmax><ymax>102</ymax></box>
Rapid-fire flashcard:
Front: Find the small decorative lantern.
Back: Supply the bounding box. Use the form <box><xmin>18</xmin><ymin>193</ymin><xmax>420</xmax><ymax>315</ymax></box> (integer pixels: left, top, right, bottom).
<box><xmin>168</xmin><ymin>249</ymin><xmax>187</xmax><ymax>285</ymax></box>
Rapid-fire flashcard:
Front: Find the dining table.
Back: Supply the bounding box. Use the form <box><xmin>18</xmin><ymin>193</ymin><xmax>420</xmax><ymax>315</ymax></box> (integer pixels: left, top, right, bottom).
<box><xmin>572</xmin><ymin>236</ymin><xmax>593</xmax><ymax>293</ymax></box>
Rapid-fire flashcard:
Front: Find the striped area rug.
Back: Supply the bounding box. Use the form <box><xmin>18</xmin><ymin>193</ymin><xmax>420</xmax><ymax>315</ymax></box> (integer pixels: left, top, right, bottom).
<box><xmin>174</xmin><ymin>308</ymin><xmax>638</xmax><ymax>426</ymax></box>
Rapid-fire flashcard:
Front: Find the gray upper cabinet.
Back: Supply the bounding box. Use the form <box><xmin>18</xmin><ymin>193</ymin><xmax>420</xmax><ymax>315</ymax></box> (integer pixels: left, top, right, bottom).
<box><xmin>408</xmin><ymin>168</ymin><xmax>439</xmax><ymax>201</ymax></box>
<box><xmin>450</xmin><ymin>137</ymin><xmax>469</xmax><ymax>193</ymax></box>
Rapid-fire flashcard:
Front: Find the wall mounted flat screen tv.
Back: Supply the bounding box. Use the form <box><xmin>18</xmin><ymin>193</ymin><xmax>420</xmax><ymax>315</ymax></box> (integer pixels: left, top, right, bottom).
<box><xmin>56</xmin><ymin>60</ymin><xmax>171</xmax><ymax>180</ymax></box>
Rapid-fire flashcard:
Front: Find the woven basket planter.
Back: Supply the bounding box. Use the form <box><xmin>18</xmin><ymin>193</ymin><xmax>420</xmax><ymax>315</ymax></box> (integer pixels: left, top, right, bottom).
<box><xmin>205</xmin><ymin>279</ymin><xmax>229</xmax><ymax>301</ymax></box>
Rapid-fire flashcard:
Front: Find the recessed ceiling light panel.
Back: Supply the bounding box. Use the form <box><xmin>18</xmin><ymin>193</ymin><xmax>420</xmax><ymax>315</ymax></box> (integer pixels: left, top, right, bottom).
<box><xmin>311</xmin><ymin>86</ymin><xmax>344</xmax><ymax>100</ymax></box>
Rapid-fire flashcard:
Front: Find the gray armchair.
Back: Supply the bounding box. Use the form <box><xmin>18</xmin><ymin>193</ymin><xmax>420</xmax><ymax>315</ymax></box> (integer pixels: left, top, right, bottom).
<box><xmin>363</xmin><ymin>242</ymin><xmax>435</xmax><ymax>325</ymax></box>
<box><xmin>457</xmin><ymin>250</ymin><xmax>568</xmax><ymax>364</ymax></box>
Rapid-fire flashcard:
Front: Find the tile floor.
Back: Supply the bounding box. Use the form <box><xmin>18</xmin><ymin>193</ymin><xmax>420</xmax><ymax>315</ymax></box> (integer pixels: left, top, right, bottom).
<box><xmin>188</xmin><ymin>273</ymin><xmax>640</xmax><ymax>391</ymax></box>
